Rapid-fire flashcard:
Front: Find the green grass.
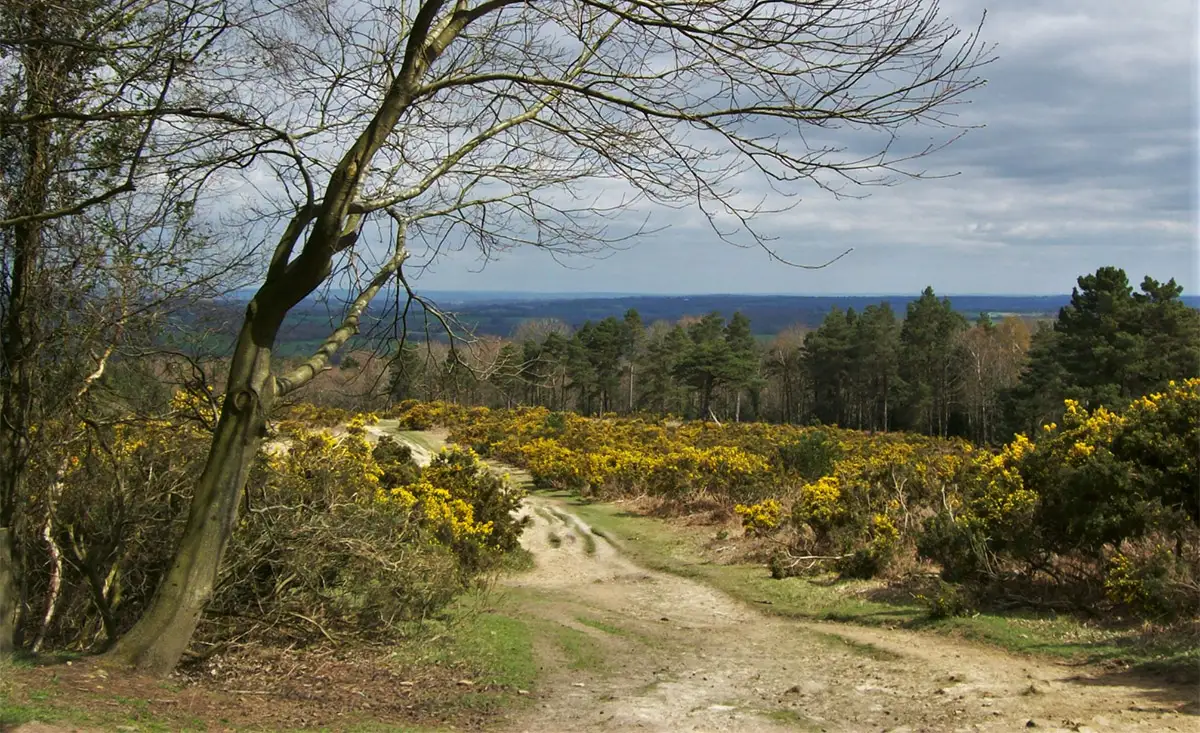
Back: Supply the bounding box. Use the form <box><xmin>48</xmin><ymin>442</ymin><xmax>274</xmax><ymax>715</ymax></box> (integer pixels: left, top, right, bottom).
<box><xmin>573</xmin><ymin>615</ymin><xmax>631</xmax><ymax>637</ymax></box>
<box><xmin>499</xmin><ymin>546</ymin><xmax>536</xmax><ymax>573</ymax></box>
<box><xmin>1</xmin><ymin>590</ymin><xmax>540</xmax><ymax>733</ymax></box>
<box><xmin>551</xmin><ymin>624</ymin><xmax>607</xmax><ymax>672</ymax></box>
<box><xmin>0</xmin><ymin>680</ymin><xmax>200</xmax><ymax>732</ymax></box>
<box><xmin>414</xmin><ymin>591</ymin><xmax>539</xmax><ymax>698</ymax></box>
<box><xmin>577</xmin><ymin>525</ymin><xmax>598</xmax><ymax>555</ymax></box>
<box><xmin>808</xmin><ymin>630</ymin><xmax>900</xmax><ymax>661</ymax></box>
<box><xmin>557</xmin><ymin>491</ymin><xmax>1199</xmax><ymax>674</ymax></box>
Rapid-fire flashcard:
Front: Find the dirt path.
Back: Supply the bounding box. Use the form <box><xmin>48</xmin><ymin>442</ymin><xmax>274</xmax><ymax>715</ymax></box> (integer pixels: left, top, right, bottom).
<box><xmin>388</xmin><ymin>431</ymin><xmax>1197</xmax><ymax>733</ymax></box>
<box><xmin>364</xmin><ymin>419</ymin><xmax>437</xmax><ymax>464</ymax></box>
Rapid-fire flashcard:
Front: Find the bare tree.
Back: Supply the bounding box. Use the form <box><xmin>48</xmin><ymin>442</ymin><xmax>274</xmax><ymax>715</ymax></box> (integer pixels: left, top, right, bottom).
<box><xmin>106</xmin><ymin>0</ymin><xmax>991</xmax><ymax>673</ymax></box>
<box><xmin>957</xmin><ymin>315</ymin><xmax>1030</xmax><ymax>444</ymax></box>
<box><xmin>0</xmin><ymin>0</ymin><xmax>246</xmax><ymax>653</ymax></box>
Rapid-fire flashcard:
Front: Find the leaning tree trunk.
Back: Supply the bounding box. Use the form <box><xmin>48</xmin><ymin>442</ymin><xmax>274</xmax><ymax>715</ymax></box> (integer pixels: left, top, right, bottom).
<box><xmin>108</xmin><ymin>218</ymin><xmax>408</xmax><ymax>674</ymax></box>
<box><xmin>107</xmin><ymin>315</ymin><xmax>278</xmax><ymax>673</ymax></box>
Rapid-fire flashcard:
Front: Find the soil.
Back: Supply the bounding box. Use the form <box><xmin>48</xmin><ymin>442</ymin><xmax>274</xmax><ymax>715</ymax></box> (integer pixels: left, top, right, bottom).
<box><xmin>3</xmin><ymin>644</ymin><xmax>499</xmax><ymax>732</ymax></box>
<box><xmin>500</xmin><ymin>491</ymin><xmax>1198</xmax><ymax>733</ymax></box>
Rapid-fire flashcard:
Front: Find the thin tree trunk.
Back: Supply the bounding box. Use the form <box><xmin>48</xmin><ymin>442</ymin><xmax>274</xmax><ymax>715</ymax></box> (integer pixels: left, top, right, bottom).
<box><xmin>883</xmin><ymin>381</ymin><xmax>889</xmax><ymax>432</ymax></box>
<box><xmin>0</xmin><ymin>78</ymin><xmax>53</xmax><ymax>656</ymax></box>
<box><xmin>0</xmin><ymin>529</ymin><xmax>14</xmax><ymax>656</ymax></box>
<box><xmin>628</xmin><ymin>364</ymin><xmax>635</xmax><ymax>413</ymax></box>
<box><xmin>31</xmin><ymin>517</ymin><xmax>62</xmax><ymax>653</ymax></box>
<box><xmin>67</xmin><ymin>529</ymin><xmax>121</xmax><ymax>649</ymax></box>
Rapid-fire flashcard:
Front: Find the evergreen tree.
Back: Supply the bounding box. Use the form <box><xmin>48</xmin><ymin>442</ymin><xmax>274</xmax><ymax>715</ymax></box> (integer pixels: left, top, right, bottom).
<box><xmin>899</xmin><ymin>287</ymin><xmax>967</xmax><ymax>436</ymax></box>
<box><xmin>387</xmin><ymin>341</ymin><xmax>426</xmax><ymax>403</ymax></box>
<box><xmin>675</xmin><ymin>312</ymin><xmax>733</xmax><ymax>418</ymax></box>
<box><xmin>854</xmin><ymin>303</ymin><xmax>902</xmax><ymax>431</ymax></box>
<box><xmin>1005</xmin><ymin>267</ymin><xmax>1200</xmax><ymax>434</ymax></box>
<box><xmin>723</xmin><ymin>312</ymin><xmax>760</xmax><ymax>421</ymax></box>
<box><xmin>803</xmin><ymin>307</ymin><xmax>855</xmax><ymax>426</ymax></box>
<box><xmin>622</xmin><ymin>309</ymin><xmax>645</xmax><ymax>412</ymax></box>
<box><xmin>638</xmin><ymin>323</ymin><xmax>690</xmax><ymax>415</ymax></box>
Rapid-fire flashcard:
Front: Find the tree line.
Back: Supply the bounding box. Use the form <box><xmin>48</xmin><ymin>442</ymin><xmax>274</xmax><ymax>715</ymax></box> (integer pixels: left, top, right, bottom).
<box><xmin>386</xmin><ymin>267</ymin><xmax>1200</xmax><ymax>445</ymax></box>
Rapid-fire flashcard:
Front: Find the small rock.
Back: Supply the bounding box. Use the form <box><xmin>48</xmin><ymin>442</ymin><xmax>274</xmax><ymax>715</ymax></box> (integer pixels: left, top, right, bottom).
<box><xmin>399</xmin><ymin>681</ymin><xmax>414</xmax><ymax>687</ymax></box>
<box><xmin>456</xmin><ymin>679</ymin><xmax>474</xmax><ymax>686</ymax></box>
<box><xmin>518</xmin><ymin>689</ymin><xmax>530</xmax><ymax>695</ymax></box>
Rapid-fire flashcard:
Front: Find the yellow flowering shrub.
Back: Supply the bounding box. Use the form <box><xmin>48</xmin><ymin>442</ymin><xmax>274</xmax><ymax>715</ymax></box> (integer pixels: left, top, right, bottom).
<box><xmin>793</xmin><ymin>476</ymin><xmax>842</xmax><ymax>530</ymax></box>
<box><xmin>734</xmin><ymin>499</ymin><xmax>782</xmax><ymax>534</ymax></box>
<box><xmin>400</xmin><ymin>380</ymin><xmax>1195</xmax><ymax>603</ymax></box>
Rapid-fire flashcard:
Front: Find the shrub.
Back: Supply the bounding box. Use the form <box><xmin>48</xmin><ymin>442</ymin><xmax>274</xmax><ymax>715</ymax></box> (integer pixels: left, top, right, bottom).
<box><xmin>917</xmin><ymin>513</ymin><xmax>990</xmax><ymax>582</ymax></box>
<box><xmin>408</xmin><ymin>385</ymin><xmax>1197</xmax><ymax>618</ymax></box>
<box><xmin>791</xmin><ymin>476</ymin><xmax>842</xmax><ymax>534</ymax></box>
<box><xmin>776</xmin><ymin>430</ymin><xmax>840</xmax><ymax>481</ymax></box>
<box><xmin>915</xmin><ymin>580</ymin><xmax>974</xmax><ymax>619</ymax></box>
<box><xmin>734</xmin><ymin>499</ymin><xmax>782</xmax><ymax>535</ymax></box>
<box><xmin>835</xmin><ymin>514</ymin><xmax>901</xmax><ymax>579</ymax></box>
<box><xmin>16</xmin><ymin>401</ymin><xmax>529</xmax><ymax>654</ymax></box>
<box><xmin>1104</xmin><ymin>544</ymin><xmax>1198</xmax><ymax>619</ymax></box>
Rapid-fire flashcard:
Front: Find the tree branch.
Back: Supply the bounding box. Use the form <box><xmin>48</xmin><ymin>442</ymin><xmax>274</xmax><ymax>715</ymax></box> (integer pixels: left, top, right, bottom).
<box><xmin>275</xmin><ymin>225</ymin><xmax>411</xmax><ymax>396</ymax></box>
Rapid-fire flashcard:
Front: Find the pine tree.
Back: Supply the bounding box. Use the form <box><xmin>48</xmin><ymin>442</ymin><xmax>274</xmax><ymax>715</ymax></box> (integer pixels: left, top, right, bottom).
<box><xmin>724</xmin><ymin>312</ymin><xmax>760</xmax><ymax>421</ymax></box>
<box><xmin>387</xmin><ymin>341</ymin><xmax>427</xmax><ymax>403</ymax></box>
<box><xmin>854</xmin><ymin>303</ymin><xmax>902</xmax><ymax>431</ymax></box>
<box><xmin>899</xmin><ymin>287</ymin><xmax>967</xmax><ymax>436</ymax></box>
<box><xmin>1004</xmin><ymin>267</ymin><xmax>1200</xmax><ymax>434</ymax></box>
<box><xmin>675</xmin><ymin>312</ymin><xmax>733</xmax><ymax>419</ymax></box>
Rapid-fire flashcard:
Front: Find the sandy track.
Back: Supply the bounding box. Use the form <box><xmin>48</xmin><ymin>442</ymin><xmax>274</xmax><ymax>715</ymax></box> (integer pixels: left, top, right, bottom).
<box><xmin>380</xmin><ymin>430</ymin><xmax>1196</xmax><ymax>733</ymax></box>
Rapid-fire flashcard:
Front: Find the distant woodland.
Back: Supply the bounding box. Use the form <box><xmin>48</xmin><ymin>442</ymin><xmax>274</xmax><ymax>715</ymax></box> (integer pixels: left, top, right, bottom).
<box><xmin>280</xmin><ymin>266</ymin><xmax>1200</xmax><ymax>447</ymax></box>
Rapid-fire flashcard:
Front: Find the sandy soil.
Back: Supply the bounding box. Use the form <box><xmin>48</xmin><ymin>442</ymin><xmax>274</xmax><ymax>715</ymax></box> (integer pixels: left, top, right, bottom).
<box><xmin>498</xmin><ymin>492</ymin><xmax>1196</xmax><ymax>733</ymax></box>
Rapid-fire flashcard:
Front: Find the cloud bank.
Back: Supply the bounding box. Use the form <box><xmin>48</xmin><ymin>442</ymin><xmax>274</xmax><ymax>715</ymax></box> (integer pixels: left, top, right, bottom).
<box><xmin>396</xmin><ymin>0</ymin><xmax>1198</xmax><ymax>295</ymax></box>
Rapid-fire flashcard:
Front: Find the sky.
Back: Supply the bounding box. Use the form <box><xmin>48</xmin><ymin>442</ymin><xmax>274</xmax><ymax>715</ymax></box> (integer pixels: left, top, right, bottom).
<box><xmin>401</xmin><ymin>0</ymin><xmax>1199</xmax><ymax>296</ymax></box>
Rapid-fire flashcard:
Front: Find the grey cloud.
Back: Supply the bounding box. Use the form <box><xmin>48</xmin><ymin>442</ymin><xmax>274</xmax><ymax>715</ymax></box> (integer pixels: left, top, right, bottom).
<box><xmin>400</xmin><ymin>0</ymin><xmax>1199</xmax><ymax>296</ymax></box>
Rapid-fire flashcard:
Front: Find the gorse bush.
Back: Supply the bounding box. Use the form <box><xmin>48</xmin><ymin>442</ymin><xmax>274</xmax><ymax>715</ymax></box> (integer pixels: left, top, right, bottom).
<box><xmin>14</xmin><ymin>398</ymin><xmax>526</xmax><ymax>653</ymax></box>
<box><xmin>775</xmin><ymin>430</ymin><xmax>841</xmax><ymax>481</ymax></box>
<box><xmin>398</xmin><ymin>382</ymin><xmax>1199</xmax><ymax>618</ymax></box>
<box><xmin>211</xmin><ymin>423</ymin><xmax>526</xmax><ymax>643</ymax></box>
<box><xmin>735</xmin><ymin>499</ymin><xmax>782</xmax><ymax>535</ymax></box>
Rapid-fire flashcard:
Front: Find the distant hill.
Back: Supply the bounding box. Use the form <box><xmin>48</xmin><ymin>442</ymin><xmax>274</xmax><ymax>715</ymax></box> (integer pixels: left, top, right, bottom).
<box><xmin>185</xmin><ymin>292</ymin><xmax>1200</xmax><ymax>356</ymax></box>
